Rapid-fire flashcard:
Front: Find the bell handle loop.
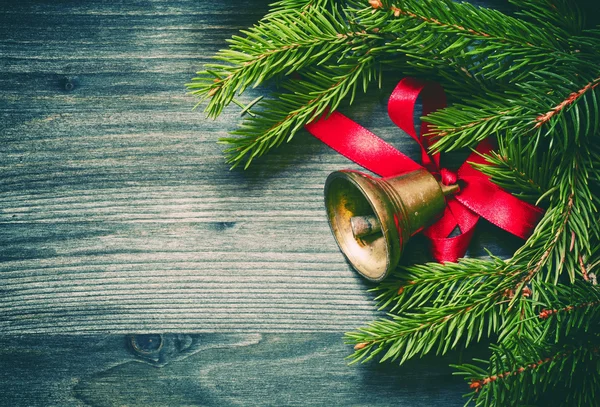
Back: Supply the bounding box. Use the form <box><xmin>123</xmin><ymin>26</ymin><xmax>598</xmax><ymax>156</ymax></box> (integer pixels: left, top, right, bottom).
<box><xmin>440</xmin><ymin>183</ymin><xmax>459</xmax><ymax>196</ymax></box>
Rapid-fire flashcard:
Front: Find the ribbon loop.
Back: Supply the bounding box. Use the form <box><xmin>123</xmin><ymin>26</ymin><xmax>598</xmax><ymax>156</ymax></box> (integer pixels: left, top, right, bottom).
<box><xmin>305</xmin><ymin>78</ymin><xmax>544</xmax><ymax>262</ymax></box>
<box><xmin>440</xmin><ymin>168</ymin><xmax>458</xmax><ymax>186</ymax></box>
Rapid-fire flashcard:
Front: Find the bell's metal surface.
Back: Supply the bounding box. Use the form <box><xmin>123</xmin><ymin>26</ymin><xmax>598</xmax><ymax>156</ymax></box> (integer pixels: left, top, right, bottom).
<box><xmin>324</xmin><ymin>169</ymin><xmax>458</xmax><ymax>282</ymax></box>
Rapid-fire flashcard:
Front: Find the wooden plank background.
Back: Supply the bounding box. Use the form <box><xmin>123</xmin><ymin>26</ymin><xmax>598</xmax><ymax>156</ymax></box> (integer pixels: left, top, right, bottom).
<box><xmin>0</xmin><ymin>0</ymin><xmax>516</xmax><ymax>405</ymax></box>
<box><xmin>0</xmin><ymin>333</ymin><xmax>482</xmax><ymax>406</ymax></box>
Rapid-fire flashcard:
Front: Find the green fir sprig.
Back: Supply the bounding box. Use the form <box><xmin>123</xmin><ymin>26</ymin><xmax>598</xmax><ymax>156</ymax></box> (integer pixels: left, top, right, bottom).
<box><xmin>189</xmin><ymin>0</ymin><xmax>600</xmax><ymax>405</ymax></box>
<box><xmin>454</xmin><ymin>280</ymin><xmax>600</xmax><ymax>406</ymax></box>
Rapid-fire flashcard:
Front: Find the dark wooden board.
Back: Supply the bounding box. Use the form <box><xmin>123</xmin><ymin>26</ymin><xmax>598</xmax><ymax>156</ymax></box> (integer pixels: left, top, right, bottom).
<box><xmin>0</xmin><ymin>333</ymin><xmax>473</xmax><ymax>406</ymax></box>
<box><xmin>0</xmin><ymin>0</ymin><xmax>518</xmax><ymax>334</ymax></box>
<box><xmin>1</xmin><ymin>0</ymin><xmax>514</xmax><ymax>405</ymax></box>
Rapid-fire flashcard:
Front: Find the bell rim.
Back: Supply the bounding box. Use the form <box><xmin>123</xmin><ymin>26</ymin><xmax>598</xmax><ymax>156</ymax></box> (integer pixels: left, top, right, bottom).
<box><xmin>324</xmin><ymin>170</ymin><xmax>402</xmax><ymax>282</ymax></box>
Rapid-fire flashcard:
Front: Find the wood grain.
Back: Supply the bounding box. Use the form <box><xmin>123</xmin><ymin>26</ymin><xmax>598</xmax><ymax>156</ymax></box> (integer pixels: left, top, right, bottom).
<box><xmin>0</xmin><ymin>0</ymin><xmax>521</xmax><ymax>334</ymax></box>
<box><xmin>0</xmin><ymin>333</ymin><xmax>472</xmax><ymax>406</ymax></box>
<box><xmin>0</xmin><ymin>0</ymin><xmax>525</xmax><ymax>405</ymax></box>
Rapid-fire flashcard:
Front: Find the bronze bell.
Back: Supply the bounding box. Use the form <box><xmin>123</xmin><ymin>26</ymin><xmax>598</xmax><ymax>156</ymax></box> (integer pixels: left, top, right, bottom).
<box><xmin>324</xmin><ymin>169</ymin><xmax>459</xmax><ymax>282</ymax></box>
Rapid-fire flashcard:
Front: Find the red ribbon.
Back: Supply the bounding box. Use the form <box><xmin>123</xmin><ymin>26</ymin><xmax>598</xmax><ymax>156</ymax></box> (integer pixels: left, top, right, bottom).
<box><xmin>305</xmin><ymin>77</ymin><xmax>544</xmax><ymax>262</ymax></box>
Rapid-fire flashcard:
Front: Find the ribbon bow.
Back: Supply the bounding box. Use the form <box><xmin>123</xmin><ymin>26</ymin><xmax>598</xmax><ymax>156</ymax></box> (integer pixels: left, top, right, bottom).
<box><xmin>305</xmin><ymin>77</ymin><xmax>543</xmax><ymax>262</ymax></box>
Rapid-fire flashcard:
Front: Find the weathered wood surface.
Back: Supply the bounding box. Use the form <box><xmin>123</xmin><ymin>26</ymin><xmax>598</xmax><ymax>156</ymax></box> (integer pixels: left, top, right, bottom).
<box><xmin>0</xmin><ymin>0</ymin><xmax>517</xmax><ymax>335</ymax></box>
<box><xmin>1</xmin><ymin>0</ymin><xmax>515</xmax><ymax>405</ymax></box>
<box><xmin>0</xmin><ymin>333</ymin><xmax>477</xmax><ymax>406</ymax></box>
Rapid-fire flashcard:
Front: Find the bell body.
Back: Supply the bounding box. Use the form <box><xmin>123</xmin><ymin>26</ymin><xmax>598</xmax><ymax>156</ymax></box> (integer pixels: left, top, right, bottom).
<box><xmin>324</xmin><ymin>169</ymin><xmax>454</xmax><ymax>281</ymax></box>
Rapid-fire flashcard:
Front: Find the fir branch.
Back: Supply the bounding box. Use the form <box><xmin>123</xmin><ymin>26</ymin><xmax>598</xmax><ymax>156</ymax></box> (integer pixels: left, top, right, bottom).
<box><xmin>538</xmin><ymin>300</ymin><xmax>600</xmax><ymax>320</ymax></box>
<box><xmin>364</xmin><ymin>0</ymin><xmax>560</xmax><ymax>47</ymax></box>
<box><xmin>455</xmin><ymin>297</ymin><xmax>600</xmax><ymax>407</ymax></box>
<box><xmin>453</xmin><ymin>278</ymin><xmax>600</xmax><ymax>392</ymax></box>
<box><xmin>269</xmin><ymin>0</ymin><xmax>335</xmax><ymax>11</ymax></box>
<box><xmin>514</xmin><ymin>183</ymin><xmax>582</xmax><ymax>285</ymax></box>
<box><xmin>189</xmin><ymin>1</ymin><xmax>600</xmax><ymax>404</ymax></box>
<box><xmin>466</xmin><ymin>347</ymin><xmax>571</xmax><ymax>395</ymax></box>
<box><xmin>354</xmin><ymin>0</ymin><xmax>574</xmax><ymax>81</ymax></box>
<box><xmin>346</xmin><ymin>258</ymin><xmax>533</xmax><ymax>365</ymax></box>
<box><xmin>518</xmin><ymin>70</ymin><xmax>600</xmax><ymax>149</ymax></box>
<box><xmin>526</xmin><ymin>198</ymin><xmax>574</xmax><ymax>280</ymax></box>
<box><xmin>222</xmin><ymin>61</ymin><xmax>377</xmax><ymax>167</ymax></box>
<box><xmin>371</xmin><ymin>257</ymin><xmax>513</xmax><ymax>313</ymax></box>
<box><xmin>510</xmin><ymin>0</ymin><xmax>584</xmax><ymax>35</ymax></box>
<box><xmin>471</xmin><ymin>135</ymin><xmax>552</xmax><ymax>204</ymax></box>
<box><xmin>534</xmin><ymin>280</ymin><xmax>600</xmax><ymax>341</ymax></box>
<box><xmin>425</xmin><ymin>103</ymin><xmax>524</xmax><ymax>152</ymax></box>
<box><xmin>347</xmin><ymin>300</ymin><xmax>497</xmax><ymax>365</ymax></box>
<box><xmin>426</xmin><ymin>70</ymin><xmax>600</xmax><ymax>152</ymax></box>
<box><xmin>191</xmin><ymin>0</ymin><xmax>600</xmax><ymax>167</ymax></box>
<box><xmin>471</xmin><ymin>295</ymin><xmax>599</xmax><ymax>405</ymax></box>
<box><xmin>514</xmin><ymin>145</ymin><xmax>599</xmax><ymax>283</ymax></box>
<box><xmin>187</xmin><ymin>7</ymin><xmax>379</xmax><ymax>118</ymax></box>
<box><xmin>534</xmin><ymin>75</ymin><xmax>600</xmax><ymax>129</ymax></box>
